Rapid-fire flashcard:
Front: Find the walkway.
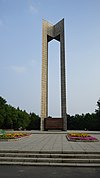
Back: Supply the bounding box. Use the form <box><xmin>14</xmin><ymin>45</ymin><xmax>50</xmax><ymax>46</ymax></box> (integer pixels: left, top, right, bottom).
<box><xmin>0</xmin><ymin>131</ymin><xmax>100</xmax><ymax>153</ymax></box>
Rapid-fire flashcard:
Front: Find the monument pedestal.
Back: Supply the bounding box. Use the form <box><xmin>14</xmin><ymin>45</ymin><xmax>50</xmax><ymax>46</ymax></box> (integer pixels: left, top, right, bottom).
<box><xmin>44</xmin><ymin>117</ymin><xmax>63</xmax><ymax>131</ymax></box>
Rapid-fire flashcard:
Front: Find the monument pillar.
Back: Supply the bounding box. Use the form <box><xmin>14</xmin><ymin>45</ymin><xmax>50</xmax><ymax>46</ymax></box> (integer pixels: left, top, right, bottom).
<box><xmin>41</xmin><ymin>19</ymin><xmax>67</xmax><ymax>131</ymax></box>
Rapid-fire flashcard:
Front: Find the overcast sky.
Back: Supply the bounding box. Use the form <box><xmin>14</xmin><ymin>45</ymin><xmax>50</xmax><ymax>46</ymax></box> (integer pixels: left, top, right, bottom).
<box><xmin>0</xmin><ymin>0</ymin><xmax>100</xmax><ymax>116</ymax></box>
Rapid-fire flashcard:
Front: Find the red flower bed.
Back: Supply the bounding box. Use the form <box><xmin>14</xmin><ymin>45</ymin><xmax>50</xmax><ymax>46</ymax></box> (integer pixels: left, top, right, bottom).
<box><xmin>66</xmin><ymin>133</ymin><xmax>98</xmax><ymax>142</ymax></box>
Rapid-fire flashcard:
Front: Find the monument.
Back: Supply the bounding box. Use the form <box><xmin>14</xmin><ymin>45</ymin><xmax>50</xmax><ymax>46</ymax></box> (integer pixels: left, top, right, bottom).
<box><xmin>41</xmin><ymin>18</ymin><xmax>67</xmax><ymax>131</ymax></box>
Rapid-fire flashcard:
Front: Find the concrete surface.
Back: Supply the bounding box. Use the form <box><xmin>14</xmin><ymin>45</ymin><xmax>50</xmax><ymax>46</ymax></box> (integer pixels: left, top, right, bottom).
<box><xmin>0</xmin><ymin>131</ymin><xmax>100</xmax><ymax>153</ymax></box>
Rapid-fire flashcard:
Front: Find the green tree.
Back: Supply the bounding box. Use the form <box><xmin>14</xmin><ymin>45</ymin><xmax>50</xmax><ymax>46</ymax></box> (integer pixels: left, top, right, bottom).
<box><xmin>28</xmin><ymin>113</ymin><xmax>40</xmax><ymax>130</ymax></box>
<box><xmin>95</xmin><ymin>98</ymin><xmax>100</xmax><ymax>130</ymax></box>
<box><xmin>16</xmin><ymin>108</ymin><xmax>30</xmax><ymax>129</ymax></box>
<box><xmin>0</xmin><ymin>96</ymin><xmax>6</xmax><ymax>107</ymax></box>
<box><xmin>0</xmin><ymin>96</ymin><xmax>7</xmax><ymax>128</ymax></box>
<box><xmin>95</xmin><ymin>98</ymin><xmax>100</xmax><ymax>115</ymax></box>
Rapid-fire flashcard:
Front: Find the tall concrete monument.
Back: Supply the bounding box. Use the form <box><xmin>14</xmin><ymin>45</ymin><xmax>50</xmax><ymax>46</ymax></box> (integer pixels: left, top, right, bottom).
<box><xmin>41</xmin><ymin>19</ymin><xmax>67</xmax><ymax>131</ymax></box>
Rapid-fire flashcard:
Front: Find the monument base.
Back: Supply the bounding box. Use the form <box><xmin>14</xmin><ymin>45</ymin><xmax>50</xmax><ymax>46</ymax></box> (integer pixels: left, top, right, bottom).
<box><xmin>44</xmin><ymin>117</ymin><xmax>63</xmax><ymax>131</ymax></box>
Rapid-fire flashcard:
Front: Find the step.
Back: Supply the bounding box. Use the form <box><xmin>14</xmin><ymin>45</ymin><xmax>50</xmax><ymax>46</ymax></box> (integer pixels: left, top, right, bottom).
<box><xmin>0</xmin><ymin>161</ymin><xmax>100</xmax><ymax>167</ymax></box>
<box><xmin>0</xmin><ymin>157</ymin><xmax>100</xmax><ymax>164</ymax></box>
<box><xmin>0</xmin><ymin>153</ymin><xmax>100</xmax><ymax>159</ymax></box>
<box><xmin>0</xmin><ymin>151</ymin><xmax>100</xmax><ymax>167</ymax></box>
<box><xmin>0</xmin><ymin>150</ymin><xmax>100</xmax><ymax>154</ymax></box>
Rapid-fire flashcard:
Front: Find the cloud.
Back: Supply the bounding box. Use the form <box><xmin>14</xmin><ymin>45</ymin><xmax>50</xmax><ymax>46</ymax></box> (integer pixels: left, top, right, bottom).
<box><xmin>29</xmin><ymin>4</ymin><xmax>38</xmax><ymax>14</ymax></box>
<box><xmin>11</xmin><ymin>66</ymin><xmax>27</xmax><ymax>73</ymax></box>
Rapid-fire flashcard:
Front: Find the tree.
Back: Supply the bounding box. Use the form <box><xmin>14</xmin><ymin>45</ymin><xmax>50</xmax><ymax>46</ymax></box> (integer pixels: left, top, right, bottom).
<box><xmin>0</xmin><ymin>96</ymin><xmax>31</xmax><ymax>130</ymax></box>
<box><xmin>27</xmin><ymin>113</ymin><xmax>40</xmax><ymax>130</ymax></box>
<box><xmin>0</xmin><ymin>96</ymin><xmax>7</xmax><ymax>128</ymax></box>
<box><xmin>95</xmin><ymin>98</ymin><xmax>100</xmax><ymax>130</ymax></box>
<box><xmin>16</xmin><ymin>109</ymin><xmax>30</xmax><ymax>129</ymax></box>
<box><xmin>95</xmin><ymin>98</ymin><xmax>100</xmax><ymax>115</ymax></box>
<box><xmin>0</xmin><ymin>96</ymin><xmax>6</xmax><ymax>107</ymax></box>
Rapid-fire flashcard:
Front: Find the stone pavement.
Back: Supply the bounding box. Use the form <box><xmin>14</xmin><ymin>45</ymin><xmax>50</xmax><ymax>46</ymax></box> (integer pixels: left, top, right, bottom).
<box><xmin>0</xmin><ymin>131</ymin><xmax>100</xmax><ymax>153</ymax></box>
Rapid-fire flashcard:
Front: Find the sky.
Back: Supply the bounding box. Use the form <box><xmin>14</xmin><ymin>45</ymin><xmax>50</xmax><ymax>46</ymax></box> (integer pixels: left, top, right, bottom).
<box><xmin>0</xmin><ymin>0</ymin><xmax>100</xmax><ymax>117</ymax></box>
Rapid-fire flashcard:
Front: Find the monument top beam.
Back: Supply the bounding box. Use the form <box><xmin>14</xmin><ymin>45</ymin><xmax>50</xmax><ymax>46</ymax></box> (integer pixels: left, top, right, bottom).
<box><xmin>42</xmin><ymin>18</ymin><xmax>64</xmax><ymax>42</ymax></box>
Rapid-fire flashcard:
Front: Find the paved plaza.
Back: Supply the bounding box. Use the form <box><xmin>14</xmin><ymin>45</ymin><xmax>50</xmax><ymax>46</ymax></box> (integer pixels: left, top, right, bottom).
<box><xmin>0</xmin><ymin>131</ymin><xmax>100</xmax><ymax>153</ymax></box>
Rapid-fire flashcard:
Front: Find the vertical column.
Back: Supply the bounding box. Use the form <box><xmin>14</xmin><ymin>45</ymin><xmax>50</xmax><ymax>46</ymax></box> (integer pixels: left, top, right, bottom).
<box><xmin>60</xmin><ymin>23</ymin><xmax>67</xmax><ymax>131</ymax></box>
<box><xmin>41</xmin><ymin>21</ymin><xmax>48</xmax><ymax>130</ymax></box>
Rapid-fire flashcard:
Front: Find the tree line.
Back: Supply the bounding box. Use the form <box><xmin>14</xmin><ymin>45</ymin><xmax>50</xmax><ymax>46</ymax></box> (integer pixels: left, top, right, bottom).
<box><xmin>0</xmin><ymin>96</ymin><xmax>100</xmax><ymax>130</ymax></box>
<box><xmin>67</xmin><ymin>98</ymin><xmax>100</xmax><ymax>131</ymax></box>
<box><xmin>0</xmin><ymin>96</ymin><xmax>40</xmax><ymax>130</ymax></box>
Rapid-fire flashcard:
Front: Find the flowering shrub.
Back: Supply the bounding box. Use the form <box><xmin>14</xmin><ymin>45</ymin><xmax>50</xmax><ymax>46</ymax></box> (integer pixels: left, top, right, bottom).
<box><xmin>66</xmin><ymin>133</ymin><xmax>98</xmax><ymax>142</ymax></box>
<box><xmin>69</xmin><ymin>133</ymin><xmax>89</xmax><ymax>137</ymax></box>
<box><xmin>0</xmin><ymin>132</ymin><xmax>31</xmax><ymax>140</ymax></box>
